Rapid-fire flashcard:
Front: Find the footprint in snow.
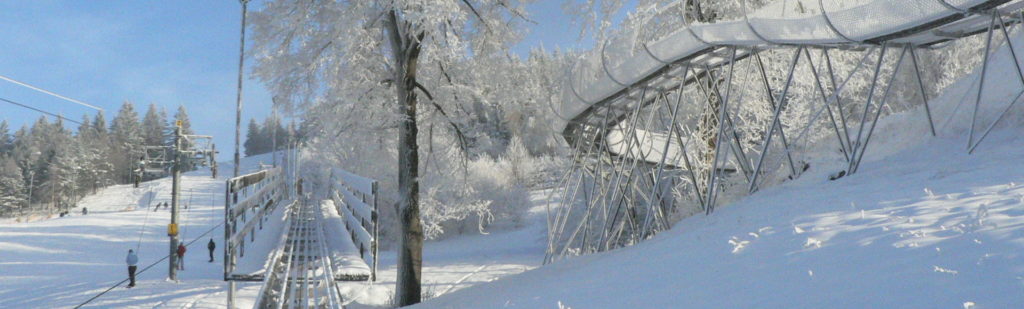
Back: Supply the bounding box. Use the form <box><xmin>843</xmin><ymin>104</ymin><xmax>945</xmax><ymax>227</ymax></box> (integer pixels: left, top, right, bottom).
<box><xmin>933</xmin><ymin>265</ymin><xmax>958</xmax><ymax>275</ymax></box>
<box><xmin>804</xmin><ymin>237</ymin><xmax>822</xmax><ymax>249</ymax></box>
<box><xmin>729</xmin><ymin>236</ymin><xmax>750</xmax><ymax>254</ymax></box>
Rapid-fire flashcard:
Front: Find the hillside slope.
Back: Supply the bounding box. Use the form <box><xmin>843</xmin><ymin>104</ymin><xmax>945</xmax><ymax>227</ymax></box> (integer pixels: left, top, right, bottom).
<box><xmin>419</xmin><ymin>17</ymin><xmax>1024</xmax><ymax>309</ymax></box>
<box><xmin>0</xmin><ymin>152</ymin><xmax>282</xmax><ymax>308</ymax></box>
<box><xmin>418</xmin><ymin>128</ymin><xmax>1024</xmax><ymax>309</ymax></box>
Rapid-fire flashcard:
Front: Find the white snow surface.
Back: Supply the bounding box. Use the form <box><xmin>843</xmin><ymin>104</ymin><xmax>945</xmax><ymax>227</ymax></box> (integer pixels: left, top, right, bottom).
<box><xmin>331</xmin><ymin>167</ymin><xmax>375</xmax><ymax>197</ymax></box>
<box><xmin>0</xmin><ymin>152</ymin><xmax>551</xmax><ymax>308</ymax></box>
<box><xmin>0</xmin><ymin>153</ymin><xmax>281</xmax><ymax>308</ymax></box>
<box><xmin>0</xmin><ymin>173</ymin><xmax>255</xmax><ymax>308</ymax></box>
<box><xmin>417</xmin><ymin>131</ymin><xmax>1024</xmax><ymax>308</ymax></box>
<box><xmin>318</xmin><ymin>199</ymin><xmax>372</xmax><ymax>278</ymax></box>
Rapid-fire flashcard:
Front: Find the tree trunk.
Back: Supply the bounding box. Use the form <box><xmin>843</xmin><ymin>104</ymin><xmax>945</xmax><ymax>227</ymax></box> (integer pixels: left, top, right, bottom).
<box><xmin>387</xmin><ymin>11</ymin><xmax>424</xmax><ymax>307</ymax></box>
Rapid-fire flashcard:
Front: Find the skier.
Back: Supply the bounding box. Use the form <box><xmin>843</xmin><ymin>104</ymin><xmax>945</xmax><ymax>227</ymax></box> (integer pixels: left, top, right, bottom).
<box><xmin>176</xmin><ymin>243</ymin><xmax>186</xmax><ymax>270</ymax></box>
<box><xmin>207</xmin><ymin>238</ymin><xmax>216</xmax><ymax>262</ymax></box>
<box><xmin>82</xmin><ymin>207</ymin><xmax>88</xmax><ymax>215</ymax></box>
<box><xmin>126</xmin><ymin>249</ymin><xmax>138</xmax><ymax>288</ymax></box>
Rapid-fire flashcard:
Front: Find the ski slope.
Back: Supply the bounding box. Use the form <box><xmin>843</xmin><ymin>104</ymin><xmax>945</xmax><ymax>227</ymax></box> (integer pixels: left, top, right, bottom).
<box><xmin>0</xmin><ymin>172</ymin><xmax>253</xmax><ymax>308</ymax></box>
<box><xmin>0</xmin><ymin>151</ymin><xmax>553</xmax><ymax>308</ymax></box>
<box><xmin>0</xmin><ymin>153</ymin><xmax>276</xmax><ymax>308</ymax></box>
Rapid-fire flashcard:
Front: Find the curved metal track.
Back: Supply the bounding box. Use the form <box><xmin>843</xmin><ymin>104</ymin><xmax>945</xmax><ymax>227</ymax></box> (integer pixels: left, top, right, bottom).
<box><xmin>549</xmin><ymin>0</ymin><xmax>1024</xmax><ymax>262</ymax></box>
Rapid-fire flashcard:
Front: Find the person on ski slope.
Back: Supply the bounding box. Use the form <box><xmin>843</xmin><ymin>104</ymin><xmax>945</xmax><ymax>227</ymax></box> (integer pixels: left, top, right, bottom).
<box><xmin>207</xmin><ymin>239</ymin><xmax>216</xmax><ymax>262</ymax></box>
<box><xmin>126</xmin><ymin>249</ymin><xmax>139</xmax><ymax>288</ymax></box>
<box><xmin>176</xmin><ymin>243</ymin><xmax>187</xmax><ymax>270</ymax></box>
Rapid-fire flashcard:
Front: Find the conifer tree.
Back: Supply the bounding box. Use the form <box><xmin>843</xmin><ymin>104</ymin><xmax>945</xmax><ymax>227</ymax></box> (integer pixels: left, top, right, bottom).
<box><xmin>244</xmin><ymin>118</ymin><xmax>261</xmax><ymax>157</ymax></box>
<box><xmin>142</xmin><ymin>103</ymin><xmax>168</xmax><ymax>147</ymax></box>
<box><xmin>0</xmin><ymin>120</ymin><xmax>11</xmax><ymax>155</ymax></box>
<box><xmin>111</xmin><ymin>102</ymin><xmax>143</xmax><ymax>184</ymax></box>
<box><xmin>0</xmin><ymin>156</ymin><xmax>25</xmax><ymax>215</ymax></box>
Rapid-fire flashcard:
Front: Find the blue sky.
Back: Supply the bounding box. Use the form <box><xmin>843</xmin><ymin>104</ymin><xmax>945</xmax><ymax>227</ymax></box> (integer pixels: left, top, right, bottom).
<box><xmin>0</xmin><ymin>1</ymin><xmax>591</xmax><ymax>156</ymax></box>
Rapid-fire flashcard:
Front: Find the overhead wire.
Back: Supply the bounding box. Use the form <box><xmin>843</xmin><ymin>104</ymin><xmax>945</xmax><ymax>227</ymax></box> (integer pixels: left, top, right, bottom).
<box><xmin>75</xmin><ymin>182</ymin><xmax>223</xmax><ymax>308</ymax></box>
<box><xmin>72</xmin><ymin>220</ymin><xmax>225</xmax><ymax>309</ymax></box>
<box><xmin>182</xmin><ymin>189</ymin><xmax>194</xmax><ymax>239</ymax></box>
<box><xmin>135</xmin><ymin>188</ymin><xmax>159</xmax><ymax>252</ymax></box>
<box><xmin>0</xmin><ymin>97</ymin><xmax>82</xmax><ymax>125</ymax></box>
<box><xmin>0</xmin><ymin>74</ymin><xmax>103</xmax><ymax>111</ymax></box>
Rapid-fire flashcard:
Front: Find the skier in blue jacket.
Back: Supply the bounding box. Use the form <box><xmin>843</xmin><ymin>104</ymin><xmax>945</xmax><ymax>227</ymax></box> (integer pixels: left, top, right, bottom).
<box><xmin>126</xmin><ymin>249</ymin><xmax>139</xmax><ymax>288</ymax></box>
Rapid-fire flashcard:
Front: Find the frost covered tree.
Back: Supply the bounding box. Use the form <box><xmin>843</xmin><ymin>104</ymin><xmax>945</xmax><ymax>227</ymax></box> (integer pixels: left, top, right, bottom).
<box><xmin>84</xmin><ymin>112</ymin><xmax>116</xmax><ymax>192</ymax></box>
<box><xmin>173</xmin><ymin>105</ymin><xmax>197</xmax><ymax>170</ymax></box>
<box><xmin>0</xmin><ymin>155</ymin><xmax>25</xmax><ymax>215</ymax></box>
<box><xmin>173</xmin><ymin>105</ymin><xmax>193</xmax><ymax>136</ymax></box>
<box><xmin>92</xmin><ymin>112</ymin><xmax>108</xmax><ymax>136</ymax></box>
<box><xmin>142</xmin><ymin>104</ymin><xmax>169</xmax><ymax>147</ymax></box>
<box><xmin>0</xmin><ymin>104</ymin><xmax>163</xmax><ymax>217</ymax></box>
<box><xmin>110</xmin><ymin>102</ymin><xmax>143</xmax><ymax>183</ymax></box>
<box><xmin>0</xmin><ymin>120</ymin><xmax>12</xmax><ymax>155</ymax></box>
<box><xmin>249</xmin><ymin>0</ymin><xmax>537</xmax><ymax>304</ymax></box>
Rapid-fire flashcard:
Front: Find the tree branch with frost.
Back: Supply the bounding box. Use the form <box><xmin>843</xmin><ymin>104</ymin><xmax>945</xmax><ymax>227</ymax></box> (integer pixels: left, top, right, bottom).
<box><xmin>414</xmin><ymin>81</ymin><xmax>469</xmax><ymax>156</ymax></box>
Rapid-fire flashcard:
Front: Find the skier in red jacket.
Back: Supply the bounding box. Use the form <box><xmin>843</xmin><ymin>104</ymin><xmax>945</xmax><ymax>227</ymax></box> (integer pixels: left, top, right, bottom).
<box><xmin>176</xmin><ymin>243</ymin><xmax>187</xmax><ymax>270</ymax></box>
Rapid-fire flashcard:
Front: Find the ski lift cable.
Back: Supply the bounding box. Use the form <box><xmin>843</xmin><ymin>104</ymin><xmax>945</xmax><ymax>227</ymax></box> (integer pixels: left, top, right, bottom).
<box><xmin>181</xmin><ymin>189</ymin><xmax>194</xmax><ymax>239</ymax></box>
<box><xmin>73</xmin><ymin>220</ymin><xmax>225</xmax><ymax>309</ymax></box>
<box><xmin>0</xmin><ymin>74</ymin><xmax>103</xmax><ymax>111</ymax></box>
<box><xmin>135</xmin><ymin>188</ymin><xmax>158</xmax><ymax>251</ymax></box>
<box><xmin>0</xmin><ymin>97</ymin><xmax>82</xmax><ymax>125</ymax></box>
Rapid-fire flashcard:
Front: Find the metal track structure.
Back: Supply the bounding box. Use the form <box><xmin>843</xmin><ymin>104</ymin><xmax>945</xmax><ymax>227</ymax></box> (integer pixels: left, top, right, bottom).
<box><xmin>255</xmin><ymin>199</ymin><xmax>345</xmax><ymax>308</ymax></box>
<box><xmin>548</xmin><ymin>0</ymin><xmax>1024</xmax><ymax>263</ymax></box>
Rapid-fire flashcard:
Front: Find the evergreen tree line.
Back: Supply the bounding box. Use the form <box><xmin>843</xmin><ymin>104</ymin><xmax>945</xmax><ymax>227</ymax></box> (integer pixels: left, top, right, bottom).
<box><xmin>243</xmin><ymin>115</ymin><xmax>300</xmax><ymax>157</ymax></box>
<box><xmin>0</xmin><ymin>102</ymin><xmax>193</xmax><ymax>216</ymax></box>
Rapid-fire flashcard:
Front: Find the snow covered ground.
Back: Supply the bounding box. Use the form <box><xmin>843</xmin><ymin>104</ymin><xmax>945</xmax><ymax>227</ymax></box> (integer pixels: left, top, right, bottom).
<box><xmin>409</xmin><ymin>16</ymin><xmax>1024</xmax><ymax>309</ymax></box>
<box><xmin>0</xmin><ymin>153</ymin><xmax>288</xmax><ymax>308</ymax></box>
<box><xmin>0</xmin><ymin>171</ymin><xmax>259</xmax><ymax>308</ymax></box>
<box><xmin>6</xmin><ymin>35</ymin><xmax>1024</xmax><ymax>308</ymax></box>
<box><xmin>417</xmin><ymin>130</ymin><xmax>1024</xmax><ymax>308</ymax></box>
<box><xmin>0</xmin><ymin>152</ymin><xmax>551</xmax><ymax>308</ymax></box>
<box><xmin>343</xmin><ymin>190</ymin><xmax>550</xmax><ymax>307</ymax></box>
<box><xmin>4</xmin><ymin>130</ymin><xmax>1023</xmax><ymax>308</ymax></box>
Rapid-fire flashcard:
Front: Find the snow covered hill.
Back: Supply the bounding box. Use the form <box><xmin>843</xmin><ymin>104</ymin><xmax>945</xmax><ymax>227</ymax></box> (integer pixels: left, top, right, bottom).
<box><xmin>0</xmin><ymin>172</ymin><xmax>243</xmax><ymax>308</ymax></box>
<box><xmin>0</xmin><ymin>151</ymin><xmax>552</xmax><ymax>308</ymax></box>
<box><xmin>415</xmin><ymin>15</ymin><xmax>1024</xmax><ymax>309</ymax></box>
<box><xmin>0</xmin><ymin>152</ymin><xmax>280</xmax><ymax>308</ymax></box>
<box><xmin>417</xmin><ymin>131</ymin><xmax>1024</xmax><ymax>308</ymax></box>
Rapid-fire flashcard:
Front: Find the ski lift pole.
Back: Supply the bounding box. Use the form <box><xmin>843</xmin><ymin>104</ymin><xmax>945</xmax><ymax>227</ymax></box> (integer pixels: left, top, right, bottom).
<box><xmin>228</xmin><ymin>0</ymin><xmax>249</xmax><ymax>306</ymax></box>
<box><xmin>168</xmin><ymin>123</ymin><xmax>182</xmax><ymax>281</ymax></box>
